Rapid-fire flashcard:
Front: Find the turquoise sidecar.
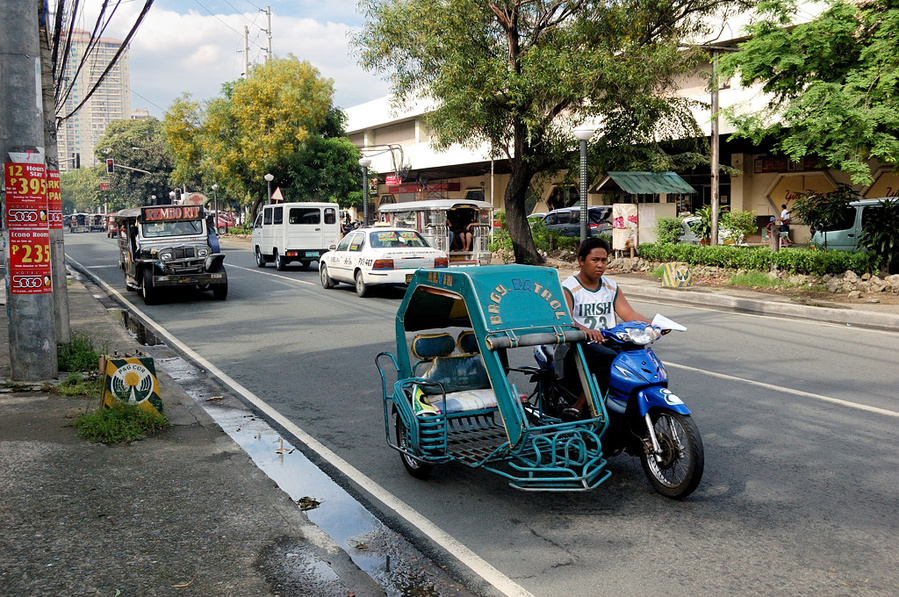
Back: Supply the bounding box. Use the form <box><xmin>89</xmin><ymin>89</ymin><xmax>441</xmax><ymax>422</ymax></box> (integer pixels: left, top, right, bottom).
<box><xmin>376</xmin><ymin>264</ymin><xmax>612</xmax><ymax>491</ymax></box>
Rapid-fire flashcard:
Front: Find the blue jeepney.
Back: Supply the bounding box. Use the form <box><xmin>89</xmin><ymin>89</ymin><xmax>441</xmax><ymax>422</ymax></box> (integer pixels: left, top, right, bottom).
<box><xmin>376</xmin><ymin>264</ymin><xmax>612</xmax><ymax>491</ymax></box>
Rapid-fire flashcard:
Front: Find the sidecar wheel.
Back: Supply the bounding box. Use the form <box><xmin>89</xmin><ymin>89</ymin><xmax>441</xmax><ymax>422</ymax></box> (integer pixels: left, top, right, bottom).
<box><xmin>640</xmin><ymin>410</ymin><xmax>704</xmax><ymax>499</ymax></box>
<box><xmin>395</xmin><ymin>412</ymin><xmax>433</xmax><ymax>480</ymax></box>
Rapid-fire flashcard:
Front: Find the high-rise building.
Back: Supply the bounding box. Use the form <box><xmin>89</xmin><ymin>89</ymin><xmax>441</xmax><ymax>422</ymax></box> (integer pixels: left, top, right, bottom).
<box><xmin>56</xmin><ymin>29</ymin><xmax>130</xmax><ymax>173</ymax></box>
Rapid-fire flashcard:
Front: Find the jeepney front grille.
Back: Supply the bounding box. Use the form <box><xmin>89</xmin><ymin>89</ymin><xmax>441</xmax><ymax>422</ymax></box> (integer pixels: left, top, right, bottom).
<box><xmin>172</xmin><ymin>247</ymin><xmax>196</xmax><ymax>259</ymax></box>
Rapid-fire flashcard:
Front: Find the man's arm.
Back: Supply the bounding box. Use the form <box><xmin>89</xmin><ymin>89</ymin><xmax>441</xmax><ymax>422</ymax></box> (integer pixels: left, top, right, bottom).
<box><xmin>614</xmin><ymin>291</ymin><xmax>651</xmax><ymax>324</ymax></box>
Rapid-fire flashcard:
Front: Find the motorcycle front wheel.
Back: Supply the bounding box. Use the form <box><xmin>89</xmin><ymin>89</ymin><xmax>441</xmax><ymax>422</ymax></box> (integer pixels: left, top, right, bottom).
<box><xmin>640</xmin><ymin>410</ymin><xmax>704</xmax><ymax>499</ymax></box>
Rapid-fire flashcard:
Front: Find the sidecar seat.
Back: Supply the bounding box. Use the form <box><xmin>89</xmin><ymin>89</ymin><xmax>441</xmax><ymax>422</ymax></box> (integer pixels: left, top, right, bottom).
<box><xmin>410</xmin><ymin>332</ymin><xmax>498</xmax><ymax>415</ymax></box>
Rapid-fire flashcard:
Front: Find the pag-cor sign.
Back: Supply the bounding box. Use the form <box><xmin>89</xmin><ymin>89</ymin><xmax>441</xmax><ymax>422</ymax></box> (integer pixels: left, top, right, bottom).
<box><xmin>140</xmin><ymin>205</ymin><xmax>201</xmax><ymax>223</ymax></box>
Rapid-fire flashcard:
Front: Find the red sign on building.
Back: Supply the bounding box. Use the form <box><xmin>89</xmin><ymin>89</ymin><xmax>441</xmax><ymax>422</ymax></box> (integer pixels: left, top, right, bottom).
<box><xmin>4</xmin><ymin>163</ymin><xmax>52</xmax><ymax>295</ymax></box>
<box><xmin>47</xmin><ymin>169</ymin><xmax>62</xmax><ymax>230</ymax></box>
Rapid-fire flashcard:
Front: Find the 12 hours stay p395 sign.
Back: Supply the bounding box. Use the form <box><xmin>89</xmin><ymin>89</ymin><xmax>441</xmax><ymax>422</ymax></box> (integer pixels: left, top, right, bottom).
<box><xmin>4</xmin><ymin>163</ymin><xmax>52</xmax><ymax>294</ymax></box>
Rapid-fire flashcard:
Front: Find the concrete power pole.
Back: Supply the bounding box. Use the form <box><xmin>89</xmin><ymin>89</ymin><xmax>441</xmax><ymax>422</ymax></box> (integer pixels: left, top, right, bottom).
<box><xmin>39</xmin><ymin>5</ymin><xmax>71</xmax><ymax>345</ymax></box>
<box><xmin>0</xmin><ymin>0</ymin><xmax>58</xmax><ymax>379</ymax></box>
<box><xmin>244</xmin><ymin>26</ymin><xmax>249</xmax><ymax>77</ymax></box>
<box><xmin>265</xmin><ymin>6</ymin><xmax>272</xmax><ymax>62</ymax></box>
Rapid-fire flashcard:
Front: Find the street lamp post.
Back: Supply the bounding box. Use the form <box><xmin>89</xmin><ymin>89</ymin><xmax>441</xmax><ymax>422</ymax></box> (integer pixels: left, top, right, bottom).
<box><xmin>573</xmin><ymin>126</ymin><xmax>595</xmax><ymax>244</ymax></box>
<box><xmin>211</xmin><ymin>184</ymin><xmax>219</xmax><ymax>231</ymax></box>
<box><xmin>149</xmin><ymin>194</ymin><xmax>156</xmax><ymax>206</ymax></box>
<box><xmin>264</xmin><ymin>173</ymin><xmax>274</xmax><ymax>204</ymax></box>
<box><xmin>359</xmin><ymin>157</ymin><xmax>372</xmax><ymax>226</ymax></box>
<box><xmin>168</xmin><ymin>190</ymin><xmax>176</xmax><ymax>204</ymax></box>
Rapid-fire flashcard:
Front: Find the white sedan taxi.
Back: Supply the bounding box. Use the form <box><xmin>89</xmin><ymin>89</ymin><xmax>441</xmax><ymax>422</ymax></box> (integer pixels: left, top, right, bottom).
<box><xmin>319</xmin><ymin>228</ymin><xmax>448</xmax><ymax>297</ymax></box>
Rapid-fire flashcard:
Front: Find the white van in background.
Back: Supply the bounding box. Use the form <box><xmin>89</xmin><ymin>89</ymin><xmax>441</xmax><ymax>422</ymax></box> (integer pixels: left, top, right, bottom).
<box><xmin>809</xmin><ymin>197</ymin><xmax>899</xmax><ymax>251</ymax></box>
<box><xmin>252</xmin><ymin>202</ymin><xmax>340</xmax><ymax>270</ymax></box>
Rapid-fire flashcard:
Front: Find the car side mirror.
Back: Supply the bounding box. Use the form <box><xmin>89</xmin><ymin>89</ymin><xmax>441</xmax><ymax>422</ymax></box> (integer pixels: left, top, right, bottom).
<box><xmin>329</xmin><ymin>244</ymin><xmax>337</xmax><ymax>250</ymax></box>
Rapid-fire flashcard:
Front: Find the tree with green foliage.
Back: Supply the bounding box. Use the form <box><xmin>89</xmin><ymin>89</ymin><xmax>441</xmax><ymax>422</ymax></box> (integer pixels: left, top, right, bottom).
<box><xmin>720</xmin><ymin>0</ymin><xmax>899</xmax><ymax>185</ymax></box>
<box><xmin>792</xmin><ymin>183</ymin><xmax>860</xmax><ymax>250</ymax></box>
<box><xmin>94</xmin><ymin>118</ymin><xmax>174</xmax><ymax>208</ymax></box>
<box><xmin>720</xmin><ymin>210</ymin><xmax>758</xmax><ymax>244</ymax></box>
<box><xmin>655</xmin><ymin>217</ymin><xmax>685</xmax><ymax>244</ymax></box>
<box><xmin>355</xmin><ymin>0</ymin><xmax>750</xmax><ymax>263</ymax></box>
<box><xmin>60</xmin><ymin>167</ymin><xmax>104</xmax><ymax>214</ymax></box>
<box><xmin>164</xmin><ymin>56</ymin><xmax>361</xmax><ymax>217</ymax></box>
<box><xmin>860</xmin><ymin>199</ymin><xmax>899</xmax><ymax>274</ymax></box>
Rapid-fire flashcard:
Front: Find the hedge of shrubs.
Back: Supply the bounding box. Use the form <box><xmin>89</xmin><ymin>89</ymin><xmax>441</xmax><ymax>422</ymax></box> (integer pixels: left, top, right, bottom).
<box><xmin>637</xmin><ymin>243</ymin><xmax>878</xmax><ymax>277</ymax></box>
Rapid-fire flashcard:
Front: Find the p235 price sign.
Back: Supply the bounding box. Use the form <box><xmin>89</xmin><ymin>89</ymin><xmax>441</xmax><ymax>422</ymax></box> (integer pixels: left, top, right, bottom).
<box><xmin>4</xmin><ymin>163</ymin><xmax>52</xmax><ymax>294</ymax></box>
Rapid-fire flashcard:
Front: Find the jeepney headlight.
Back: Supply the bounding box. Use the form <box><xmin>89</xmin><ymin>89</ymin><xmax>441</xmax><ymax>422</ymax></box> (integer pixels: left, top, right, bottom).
<box><xmin>158</xmin><ymin>249</ymin><xmax>173</xmax><ymax>262</ymax></box>
<box><xmin>197</xmin><ymin>246</ymin><xmax>209</xmax><ymax>257</ymax></box>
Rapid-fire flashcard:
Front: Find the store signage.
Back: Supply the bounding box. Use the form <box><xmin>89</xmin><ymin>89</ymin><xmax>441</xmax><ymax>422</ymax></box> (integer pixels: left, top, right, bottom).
<box><xmin>4</xmin><ymin>162</ymin><xmax>52</xmax><ymax>295</ymax></box>
<box><xmin>47</xmin><ymin>169</ymin><xmax>62</xmax><ymax>230</ymax></box>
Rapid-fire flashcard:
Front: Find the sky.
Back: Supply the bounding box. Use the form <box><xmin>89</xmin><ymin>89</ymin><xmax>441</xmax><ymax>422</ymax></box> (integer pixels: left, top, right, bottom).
<box><xmin>80</xmin><ymin>0</ymin><xmax>391</xmax><ymax>118</ymax></box>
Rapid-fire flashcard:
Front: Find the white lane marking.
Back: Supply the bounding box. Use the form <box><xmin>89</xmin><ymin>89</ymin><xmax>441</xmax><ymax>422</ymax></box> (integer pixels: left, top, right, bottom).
<box><xmin>228</xmin><ymin>263</ymin><xmax>316</xmax><ymax>285</ymax></box>
<box><xmin>67</xmin><ymin>256</ymin><xmax>534</xmax><ymax>597</ymax></box>
<box><xmin>85</xmin><ymin>264</ymin><xmax>120</xmax><ymax>269</ymax></box>
<box><xmin>666</xmin><ymin>361</ymin><xmax>899</xmax><ymax>418</ymax></box>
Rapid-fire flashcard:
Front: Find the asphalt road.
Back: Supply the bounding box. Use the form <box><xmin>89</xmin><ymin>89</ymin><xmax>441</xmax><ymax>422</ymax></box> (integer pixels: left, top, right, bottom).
<box><xmin>65</xmin><ymin>232</ymin><xmax>899</xmax><ymax>597</ymax></box>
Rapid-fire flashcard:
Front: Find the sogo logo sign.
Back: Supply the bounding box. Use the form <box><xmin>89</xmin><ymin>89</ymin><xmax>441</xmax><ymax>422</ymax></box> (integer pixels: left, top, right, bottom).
<box><xmin>11</xmin><ymin>275</ymin><xmax>50</xmax><ymax>290</ymax></box>
<box><xmin>8</xmin><ymin>209</ymin><xmax>41</xmax><ymax>223</ymax></box>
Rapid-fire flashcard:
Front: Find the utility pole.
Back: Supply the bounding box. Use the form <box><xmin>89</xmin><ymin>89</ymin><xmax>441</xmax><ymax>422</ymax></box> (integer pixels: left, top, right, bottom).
<box><xmin>265</xmin><ymin>6</ymin><xmax>272</xmax><ymax>62</ymax></box>
<box><xmin>710</xmin><ymin>50</ymin><xmax>720</xmax><ymax>247</ymax></box>
<box><xmin>0</xmin><ymin>0</ymin><xmax>58</xmax><ymax>379</ymax></box>
<box><xmin>39</xmin><ymin>2</ymin><xmax>71</xmax><ymax>345</ymax></box>
<box><xmin>244</xmin><ymin>25</ymin><xmax>249</xmax><ymax>76</ymax></box>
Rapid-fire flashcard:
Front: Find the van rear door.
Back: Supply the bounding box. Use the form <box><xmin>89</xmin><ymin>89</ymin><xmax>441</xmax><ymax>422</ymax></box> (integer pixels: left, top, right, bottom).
<box><xmin>285</xmin><ymin>205</ymin><xmax>339</xmax><ymax>258</ymax></box>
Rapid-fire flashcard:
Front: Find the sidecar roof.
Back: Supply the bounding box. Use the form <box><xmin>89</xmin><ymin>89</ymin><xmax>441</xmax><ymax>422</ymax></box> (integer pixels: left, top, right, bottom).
<box><xmin>398</xmin><ymin>265</ymin><xmax>575</xmax><ymax>335</ymax></box>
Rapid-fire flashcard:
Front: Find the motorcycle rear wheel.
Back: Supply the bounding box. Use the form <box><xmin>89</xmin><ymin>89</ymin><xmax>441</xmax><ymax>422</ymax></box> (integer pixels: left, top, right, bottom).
<box><xmin>640</xmin><ymin>410</ymin><xmax>704</xmax><ymax>499</ymax></box>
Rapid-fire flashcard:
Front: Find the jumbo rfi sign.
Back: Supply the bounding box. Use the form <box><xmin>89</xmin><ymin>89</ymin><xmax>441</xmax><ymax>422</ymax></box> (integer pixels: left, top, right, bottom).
<box><xmin>140</xmin><ymin>205</ymin><xmax>202</xmax><ymax>222</ymax></box>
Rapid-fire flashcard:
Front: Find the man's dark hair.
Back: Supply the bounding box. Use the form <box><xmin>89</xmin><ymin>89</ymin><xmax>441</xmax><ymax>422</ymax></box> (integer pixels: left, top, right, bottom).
<box><xmin>577</xmin><ymin>237</ymin><xmax>611</xmax><ymax>260</ymax></box>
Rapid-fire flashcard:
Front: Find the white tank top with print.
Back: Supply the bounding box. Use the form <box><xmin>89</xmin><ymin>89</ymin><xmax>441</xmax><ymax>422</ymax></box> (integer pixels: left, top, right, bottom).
<box><xmin>562</xmin><ymin>275</ymin><xmax>619</xmax><ymax>330</ymax></box>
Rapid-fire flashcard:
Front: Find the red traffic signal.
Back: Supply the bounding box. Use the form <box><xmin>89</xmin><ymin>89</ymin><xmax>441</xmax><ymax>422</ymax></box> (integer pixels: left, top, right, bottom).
<box><xmin>106</xmin><ymin>159</ymin><xmax>114</xmax><ymax>174</ymax></box>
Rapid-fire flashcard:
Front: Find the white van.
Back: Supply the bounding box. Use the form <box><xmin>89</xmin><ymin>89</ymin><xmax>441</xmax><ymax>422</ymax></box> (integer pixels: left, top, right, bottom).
<box><xmin>252</xmin><ymin>202</ymin><xmax>340</xmax><ymax>270</ymax></box>
<box><xmin>809</xmin><ymin>197</ymin><xmax>899</xmax><ymax>251</ymax></box>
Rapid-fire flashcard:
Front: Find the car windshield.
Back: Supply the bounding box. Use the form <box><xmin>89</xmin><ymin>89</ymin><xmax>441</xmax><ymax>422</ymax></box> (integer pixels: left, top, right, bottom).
<box><xmin>370</xmin><ymin>230</ymin><xmax>429</xmax><ymax>249</ymax></box>
<box><xmin>142</xmin><ymin>220</ymin><xmax>203</xmax><ymax>238</ymax></box>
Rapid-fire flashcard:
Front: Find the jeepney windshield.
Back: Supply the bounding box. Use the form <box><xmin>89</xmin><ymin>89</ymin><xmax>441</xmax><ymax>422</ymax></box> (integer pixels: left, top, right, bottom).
<box><xmin>141</xmin><ymin>219</ymin><xmax>204</xmax><ymax>238</ymax></box>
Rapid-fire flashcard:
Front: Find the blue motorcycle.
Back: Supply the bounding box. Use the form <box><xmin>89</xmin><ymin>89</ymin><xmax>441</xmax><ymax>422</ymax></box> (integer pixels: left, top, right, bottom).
<box><xmin>526</xmin><ymin>317</ymin><xmax>704</xmax><ymax>499</ymax></box>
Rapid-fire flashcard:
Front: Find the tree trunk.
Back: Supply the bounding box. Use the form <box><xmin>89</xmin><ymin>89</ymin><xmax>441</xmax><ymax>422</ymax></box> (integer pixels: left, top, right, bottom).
<box><xmin>504</xmin><ymin>161</ymin><xmax>543</xmax><ymax>264</ymax></box>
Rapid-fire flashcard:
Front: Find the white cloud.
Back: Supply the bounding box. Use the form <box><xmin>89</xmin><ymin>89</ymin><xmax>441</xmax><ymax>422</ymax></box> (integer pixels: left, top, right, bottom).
<box><xmin>89</xmin><ymin>2</ymin><xmax>389</xmax><ymax>117</ymax></box>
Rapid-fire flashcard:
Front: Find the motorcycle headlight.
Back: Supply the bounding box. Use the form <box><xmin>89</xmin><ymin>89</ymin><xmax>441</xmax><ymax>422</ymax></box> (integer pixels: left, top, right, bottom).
<box><xmin>197</xmin><ymin>246</ymin><xmax>209</xmax><ymax>257</ymax></box>
<box><xmin>621</xmin><ymin>326</ymin><xmax>658</xmax><ymax>345</ymax></box>
<box><xmin>158</xmin><ymin>249</ymin><xmax>173</xmax><ymax>262</ymax></box>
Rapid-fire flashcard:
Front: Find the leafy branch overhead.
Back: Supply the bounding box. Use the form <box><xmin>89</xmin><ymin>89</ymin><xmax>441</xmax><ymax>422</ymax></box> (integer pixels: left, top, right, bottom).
<box><xmin>163</xmin><ymin>55</ymin><xmax>363</xmax><ymax>212</ymax></box>
<box><xmin>355</xmin><ymin>0</ymin><xmax>753</xmax><ymax>264</ymax></box>
<box><xmin>720</xmin><ymin>0</ymin><xmax>899</xmax><ymax>185</ymax></box>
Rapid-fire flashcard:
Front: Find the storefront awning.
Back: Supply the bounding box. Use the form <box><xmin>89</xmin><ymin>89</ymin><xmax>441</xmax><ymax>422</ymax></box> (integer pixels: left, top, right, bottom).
<box><xmin>597</xmin><ymin>171</ymin><xmax>696</xmax><ymax>195</ymax></box>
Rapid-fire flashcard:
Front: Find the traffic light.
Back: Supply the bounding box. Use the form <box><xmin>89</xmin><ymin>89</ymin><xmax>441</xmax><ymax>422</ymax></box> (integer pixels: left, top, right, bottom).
<box><xmin>106</xmin><ymin>158</ymin><xmax>114</xmax><ymax>174</ymax></box>
<box><xmin>75</xmin><ymin>153</ymin><xmax>80</xmax><ymax>169</ymax></box>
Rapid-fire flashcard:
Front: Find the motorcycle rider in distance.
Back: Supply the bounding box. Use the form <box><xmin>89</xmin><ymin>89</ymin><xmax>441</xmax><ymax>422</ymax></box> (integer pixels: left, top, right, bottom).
<box><xmin>561</xmin><ymin>237</ymin><xmax>652</xmax><ymax>420</ymax></box>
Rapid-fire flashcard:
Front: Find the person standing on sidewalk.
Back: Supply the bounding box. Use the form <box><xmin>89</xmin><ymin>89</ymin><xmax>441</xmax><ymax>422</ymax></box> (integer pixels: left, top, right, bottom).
<box><xmin>780</xmin><ymin>204</ymin><xmax>793</xmax><ymax>246</ymax></box>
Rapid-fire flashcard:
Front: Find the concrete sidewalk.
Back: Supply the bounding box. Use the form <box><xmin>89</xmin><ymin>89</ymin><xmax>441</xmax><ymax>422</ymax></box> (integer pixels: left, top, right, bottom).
<box><xmin>0</xmin><ymin>276</ymin><xmax>387</xmax><ymax>596</ymax></box>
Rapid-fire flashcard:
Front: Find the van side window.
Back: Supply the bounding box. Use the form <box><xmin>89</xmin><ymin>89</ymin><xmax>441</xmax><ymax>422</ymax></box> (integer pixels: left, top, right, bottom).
<box><xmin>273</xmin><ymin>207</ymin><xmax>283</xmax><ymax>225</ymax></box>
<box><xmin>861</xmin><ymin>205</ymin><xmax>881</xmax><ymax>229</ymax></box>
<box><xmin>324</xmin><ymin>208</ymin><xmax>336</xmax><ymax>225</ymax></box>
<box><xmin>823</xmin><ymin>206</ymin><xmax>856</xmax><ymax>231</ymax></box>
<box><xmin>289</xmin><ymin>208</ymin><xmax>321</xmax><ymax>225</ymax></box>
<box><xmin>254</xmin><ymin>214</ymin><xmax>262</xmax><ymax>229</ymax></box>
<box><xmin>263</xmin><ymin>209</ymin><xmax>272</xmax><ymax>225</ymax></box>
